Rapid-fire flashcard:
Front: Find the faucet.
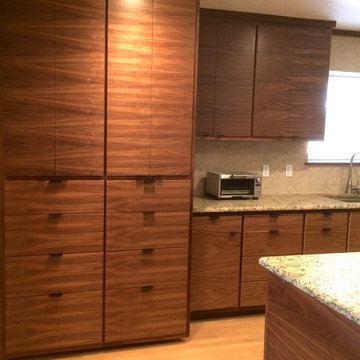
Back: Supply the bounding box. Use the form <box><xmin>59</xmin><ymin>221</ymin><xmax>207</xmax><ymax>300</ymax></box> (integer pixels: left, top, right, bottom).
<box><xmin>347</xmin><ymin>153</ymin><xmax>360</xmax><ymax>194</ymax></box>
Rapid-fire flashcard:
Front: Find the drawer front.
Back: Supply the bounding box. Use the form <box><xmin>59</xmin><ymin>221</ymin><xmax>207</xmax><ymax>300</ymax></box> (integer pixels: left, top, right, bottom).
<box><xmin>105</xmin><ymin>283</ymin><xmax>187</xmax><ymax>344</ymax></box>
<box><xmin>106</xmin><ymin>248</ymin><xmax>188</xmax><ymax>289</ymax></box>
<box><xmin>303</xmin><ymin>228</ymin><xmax>347</xmax><ymax>254</ymax></box>
<box><xmin>5</xmin><ymin>213</ymin><xmax>103</xmax><ymax>256</ymax></box>
<box><xmin>6</xmin><ymin>291</ymin><xmax>102</xmax><ymax>356</ymax></box>
<box><xmin>349</xmin><ymin>212</ymin><xmax>360</xmax><ymax>252</ymax></box>
<box><xmin>305</xmin><ymin>212</ymin><xmax>348</xmax><ymax>228</ymax></box>
<box><xmin>242</xmin><ymin>256</ymin><xmax>268</xmax><ymax>282</ymax></box>
<box><xmin>107</xmin><ymin>179</ymin><xmax>190</xmax><ymax>212</ymax></box>
<box><xmin>240</xmin><ymin>281</ymin><xmax>268</xmax><ymax>307</ymax></box>
<box><xmin>193</xmin><ymin>214</ymin><xmax>242</xmax><ymax>234</ymax></box>
<box><xmin>107</xmin><ymin>211</ymin><xmax>189</xmax><ymax>251</ymax></box>
<box><xmin>5</xmin><ymin>180</ymin><xmax>104</xmax><ymax>215</ymax></box>
<box><xmin>6</xmin><ymin>253</ymin><xmax>103</xmax><ymax>297</ymax></box>
<box><xmin>244</xmin><ymin>213</ymin><xmax>304</xmax><ymax>232</ymax></box>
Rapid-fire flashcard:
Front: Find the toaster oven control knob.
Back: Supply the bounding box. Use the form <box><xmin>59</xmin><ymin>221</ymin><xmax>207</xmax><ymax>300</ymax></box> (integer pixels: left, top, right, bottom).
<box><xmin>256</xmin><ymin>177</ymin><xmax>261</xmax><ymax>183</ymax></box>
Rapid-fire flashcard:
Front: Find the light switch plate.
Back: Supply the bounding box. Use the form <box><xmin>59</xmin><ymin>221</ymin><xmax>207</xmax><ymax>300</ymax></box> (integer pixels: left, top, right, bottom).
<box><xmin>286</xmin><ymin>164</ymin><xmax>293</xmax><ymax>177</ymax></box>
<box><xmin>263</xmin><ymin>164</ymin><xmax>270</xmax><ymax>177</ymax></box>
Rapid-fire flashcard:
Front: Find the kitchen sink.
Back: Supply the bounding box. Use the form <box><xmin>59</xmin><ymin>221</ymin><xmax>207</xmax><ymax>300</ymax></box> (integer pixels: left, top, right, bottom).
<box><xmin>325</xmin><ymin>195</ymin><xmax>360</xmax><ymax>203</ymax></box>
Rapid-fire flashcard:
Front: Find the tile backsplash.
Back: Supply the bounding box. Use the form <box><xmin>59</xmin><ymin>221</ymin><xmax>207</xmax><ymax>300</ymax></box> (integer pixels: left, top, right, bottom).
<box><xmin>194</xmin><ymin>140</ymin><xmax>358</xmax><ymax>195</ymax></box>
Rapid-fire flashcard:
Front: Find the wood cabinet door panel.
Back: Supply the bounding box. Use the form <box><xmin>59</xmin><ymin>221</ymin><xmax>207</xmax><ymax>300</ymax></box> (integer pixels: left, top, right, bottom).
<box><xmin>106</xmin><ymin>248</ymin><xmax>188</xmax><ymax>289</ymax></box>
<box><xmin>107</xmin><ymin>179</ymin><xmax>190</xmax><ymax>212</ymax></box>
<box><xmin>305</xmin><ymin>212</ymin><xmax>348</xmax><ymax>228</ymax></box>
<box><xmin>150</xmin><ymin>0</ymin><xmax>196</xmax><ymax>175</ymax></box>
<box><xmin>107</xmin><ymin>211</ymin><xmax>189</xmax><ymax>251</ymax></box>
<box><xmin>214</xmin><ymin>23</ymin><xmax>255</xmax><ymax>137</ymax></box>
<box><xmin>244</xmin><ymin>213</ymin><xmax>304</xmax><ymax>231</ymax></box>
<box><xmin>242</xmin><ymin>256</ymin><xmax>268</xmax><ymax>282</ymax></box>
<box><xmin>6</xmin><ymin>253</ymin><xmax>103</xmax><ymax>297</ymax></box>
<box><xmin>6</xmin><ymin>291</ymin><xmax>102</xmax><ymax>356</ymax></box>
<box><xmin>5</xmin><ymin>180</ymin><xmax>104</xmax><ymax>215</ymax></box>
<box><xmin>1</xmin><ymin>0</ymin><xmax>55</xmax><ymax>176</ymax></box>
<box><xmin>105</xmin><ymin>284</ymin><xmax>187</xmax><ymax>344</ymax></box>
<box><xmin>240</xmin><ymin>281</ymin><xmax>268</xmax><ymax>307</ymax></box>
<box><xmin>5</xmin><ymin>213</ymin><xmax>103</xmax><ymax>256</ymax></box>
<box><xmin>191</xmin><ymin>215</ymin><xmax>241</xmax><ymax>312</ymax></box>
<box><xmin>55</xmin><ymin>0</ymin><xmax>105</xmax><ymax>175</ymax></box>
<box><xmin>107</xmin><ymin>0</ymin><xmax>152</xmax><ymax>176</ymax></box>
<box><xmin>348</xmin><ymin>212</ymin><xmax>360</xmax><ymax>251</ymax></box>
<box><xmin>196</xmin><ymin>20</ymin><xmax>217</xmax><ymax>136</ymax></box>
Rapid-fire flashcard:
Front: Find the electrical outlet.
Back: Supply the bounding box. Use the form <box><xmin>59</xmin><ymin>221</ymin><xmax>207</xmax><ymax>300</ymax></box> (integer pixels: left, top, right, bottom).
<box><xmin>286</xmin><ymin>164</ymin><xmax>293</xmax><ymax>177</ymax></box>
<box><xmin>263</xmin><ymin>164</ymin><xmax>270</xmax><ymax>177</ymax></box>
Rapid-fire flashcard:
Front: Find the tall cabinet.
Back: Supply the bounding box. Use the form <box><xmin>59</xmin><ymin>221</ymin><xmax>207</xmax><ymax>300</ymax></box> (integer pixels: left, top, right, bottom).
<box><xmin>0</xmin><ymin>0</ymin><xmax>198</xmax><ymax>358</ymax></box>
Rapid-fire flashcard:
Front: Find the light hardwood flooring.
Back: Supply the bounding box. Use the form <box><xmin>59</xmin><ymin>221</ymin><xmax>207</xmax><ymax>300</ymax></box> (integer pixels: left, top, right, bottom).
<box><xmin>32</xmin><ymin>315</ymin><xmax>265</xmax><ymax>360</ymax></box>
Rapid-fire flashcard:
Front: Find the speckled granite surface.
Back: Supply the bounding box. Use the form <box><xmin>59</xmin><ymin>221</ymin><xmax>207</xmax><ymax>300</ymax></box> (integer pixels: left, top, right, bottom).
<box><xmin>260</xmin><ymin>253</ymin><xmax>360</xmax><ymax>326</ymax></box>
<box><xmin>193</xmin><ymin>194</ymin><xmax>360</xmax><ymax>213</ymax></box>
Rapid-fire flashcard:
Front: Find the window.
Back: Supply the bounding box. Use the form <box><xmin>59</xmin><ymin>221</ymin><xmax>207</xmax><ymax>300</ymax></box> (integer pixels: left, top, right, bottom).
<box><xmin>307</xmin><ymin>71</ymin><xmax>360</xmax><ymax>163</ymax></box>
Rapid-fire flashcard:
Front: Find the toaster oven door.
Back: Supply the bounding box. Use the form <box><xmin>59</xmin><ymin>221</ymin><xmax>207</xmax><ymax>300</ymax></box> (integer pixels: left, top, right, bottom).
<box><xmin>220</xmin><ymin>178</ymin><xmax>254</xmax><ymax>196</ymax></box>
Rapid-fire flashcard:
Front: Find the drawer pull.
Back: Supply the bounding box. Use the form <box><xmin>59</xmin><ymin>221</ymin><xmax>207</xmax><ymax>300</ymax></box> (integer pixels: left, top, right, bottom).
<box><xmin>230</xmin><ymin>231</ymin><xmax>237</xmax><ymax>236</ymax></box>
<box><xmin>49</xmin><ymin>293</ymin><xmax>63</xmax><ymax>298</ymax></box>
<box><xmin>141</xmin><ymin>285</ymin><xmax>154</xmax><ymax>292</ymax></box>
<box><xmin>323</xmin><ymin>212</ymin><xmax>333</xmax><ymax>217</ymax></box>
<box><xmin>49</xmin><ymin>179</ymin><xmax>63</xmax><ymax>184</ymax></box>
<box><xmin>270</xmin><ymin>213</ymin><xmax>280</xmax><ymax>218</ymax></box>
<box><xmin>144</xmin><ymin>177</ymin><xmax>156</xmax><ymax>184</ymax></box>
<box><xmin>322</xmin><ymin>227</ymin><xmax>332</xmax><ymax>233</ymax></box>
<box><xmin>49</xmin><ymin>253</ymin><xmax>63</xmax><ymax>257</ymax></box>
<box><xmin>143</xmin><ymin>211</ymin><xmax>155</xmax><ymax>215</ymax></box>
<box><xmin>49</xmin><ymin>213</ymin><xmax>62</xmax><ymax>217</ymax></box>
<box><xmin>142</xmin><ymin>248</ymin><xmax>154</xmax><ymax>254</ymax></box>
<box><xmin>269</xmin><ymin>229</ymin><xmax>279</xmax><ymax>235</ymax></box>
<box><xmin>209</xmin><ymin>214</ymin><xmax>220</xmax><ymax>220</ymax></box>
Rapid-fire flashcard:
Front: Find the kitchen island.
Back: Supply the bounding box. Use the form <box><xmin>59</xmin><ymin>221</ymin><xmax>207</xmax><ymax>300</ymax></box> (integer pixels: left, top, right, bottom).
<box><xmin>260</xmin><ymin>253</ymin><xmax>360</xmax><ymax>360</ymax></box>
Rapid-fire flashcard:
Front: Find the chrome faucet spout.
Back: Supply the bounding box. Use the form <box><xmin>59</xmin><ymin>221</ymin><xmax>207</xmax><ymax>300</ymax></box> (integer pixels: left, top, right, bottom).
<box><xmin>348</xmin><ymin>153</ymin><xmax>359</xmax><ymax>194</ymax></box>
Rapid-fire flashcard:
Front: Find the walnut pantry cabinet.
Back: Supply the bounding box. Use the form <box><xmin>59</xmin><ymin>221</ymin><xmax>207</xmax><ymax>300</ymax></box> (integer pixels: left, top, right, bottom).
<box><xmin>196</xmin><ymin>9</ymin><xmax>335</xmax><ymax>139</ymax></box>
<box><xmin>0</xmin><ymin>0</ymin><xmax>198</xmax><ymax>358</ymax></box>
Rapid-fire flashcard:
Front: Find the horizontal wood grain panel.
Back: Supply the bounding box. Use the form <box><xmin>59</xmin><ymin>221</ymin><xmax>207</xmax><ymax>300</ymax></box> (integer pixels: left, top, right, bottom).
<box><xmin>348</xmin><ymin>212</ymin><xmax>360</xmax><ymax>252</ymax></box>
<box><xmin>305</xmin><ymin>212</ymin><xmax>348</xmax><ymax>228</ymax></box>
<box><xmin>107</xmin><ymin>179</ymin><xmax>190</xmax><ymax>212</ymax></box>
<box><xmin>106</xmin><ymin>247</ymin><xmax>188</xmax><ymax>289</ymax></box>
<box><xmin>5</xmin><ymin>213</ymin><xmax>103</xmax><ymax>256</ymax></box>
<box><xmin>6</xmin><ymin>253</ymin><xmax>103</xmax><ymax>297</ymax></box>
<box><xmin>105</xmin><ymin>283</ymin><xmax>187</xmax><ymax>343</ymax></box>
<box><xmin>6</xmin><ymin>290</ymin><xmax>102</xmax><ymax>356</ymax></box>
<box><xmin>107</xmin><ymin>211</ymin><xmax>189</xmax><ymax>251</ymax></box>
<box><xmin>244</xmin><ymin>213</ymin><xmax>304</xmax><ymax>232</ymax></box>
<box><xmin>240</xmin><ymin>281</ymin><xmax>268</xmax><ymax>307</ymax></box>
<box><xmin>5</xmin><ymin>180</ymin><xmax>104</xmax><ymax>215</ymax></box>
<box><xmin>242</xmin><ymin>256</ymin><xmax>268</xmax><ymax>282</ymax></box>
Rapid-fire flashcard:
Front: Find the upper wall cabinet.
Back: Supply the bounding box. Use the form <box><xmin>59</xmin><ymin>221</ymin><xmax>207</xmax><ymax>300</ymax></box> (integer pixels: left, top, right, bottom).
<box><xmin>107</xmin><ymin>0</ymin><xmax>197</xmax><ymax>176</ymax></box>
<box><xmin>196</xmin><ymin>10</ymin><xmax>335</xmax><ymax>140</ymax></box>
<box><xmin>1</xmin><ymin>0</ymin><xmax>105</xmax><ymax>176</ymax></box>
<box><xmin>196</xmin><ymin>17</ymin><xmax>255</xmax><ymax>137</ymax></box>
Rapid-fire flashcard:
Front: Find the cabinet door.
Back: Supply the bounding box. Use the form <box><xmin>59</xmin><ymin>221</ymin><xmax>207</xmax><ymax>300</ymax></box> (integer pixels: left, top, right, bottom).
<box><xmin>214</xmin><ymin>22</ymin><xmax>255</xmax><ymax>137</ymax></box>
<box><xmin>348</xmin><ymin>212</ymin><xmax>360</xmax><ymax>252</ymax></box>
<box><xmin>253</xmin><ymin>24</ymin><xmax>331</xmax><ymax>139</ymax></box>
<box><xmin>107</xmin><ymin>0</ymin><xmax>152</xmax><ymax>175</ymax></box>
<box><xmin>191</xmin><ymin>215</ymin><xmax>241</xmax><ymax>312</ymax></box>
<box><xmin>55</xmin><ymin>0</ymin><xmax>105</xmax><ymax>175</ymax></box>
<box><xmin>150</xmin><ymin>0</ymin><xmax>196</xmax><ymax>176</ymax></box>
<box><xmin>1</xmin><ymin>0</ymin><xmax>55</xmax><ymax>176</ymax></box>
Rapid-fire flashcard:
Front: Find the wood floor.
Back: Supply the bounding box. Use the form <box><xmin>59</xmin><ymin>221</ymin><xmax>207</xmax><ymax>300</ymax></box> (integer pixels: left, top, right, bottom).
<box><xmin>32</xmin><ymin>315</ymin><xmax>265</xmax><ymax>360</ymax></box>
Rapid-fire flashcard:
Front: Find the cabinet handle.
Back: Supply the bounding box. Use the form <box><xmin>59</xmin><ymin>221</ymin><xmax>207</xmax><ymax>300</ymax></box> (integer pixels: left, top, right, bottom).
<box><xmin>270</xmin><ymin>213</ymin><xmax>280</xmax><ymax>218</ymax></box>
<box><xmin>49</xmin><ymin>293</ymin><xmax>63</xmax><ymax>298</ymax></box>
<box><xmin>144</xmin><ymin>177</ymin><xmax>156</xmax><ymax>184</ymax></box>
<box><xmin>322</xmin><ymin>227</ymin><xmax>332</xmax><ymax>233</ymax></box>
<box><xmin>143</xmin><ymin>211</ymin><xmax>155</xmax><ymax>215</ymax></box>
<box><xmin>49</xmin><ymin>179</ymin><xmax>63</xmax><ymax>184</ymax></box>
<box><xmin>141</xmin><ymin>285</ymin><xmax>154</xmax><ymax>292</ymax></box>
<box><xmin>142</xmin><ymin>248</ymin><xmax>154</xmax><ymax>254</ymax></box>
<box><xmin>49</xmin><ymin>213</ymin><xmax>62</xmax><ymax>217</ymax></box>
<box><xmin>269</xmin><ymin>229</ymin><xmax>279</xmax><ymax>235</ymax></box>
<box><xmin>323</xmin><ymin>212</ymin><xmax>333</xmax><ymax>217</ymax></box>
<box><xmin>209</xmin><ymin>214</ymin><xmax>220</xmax><ymax>220</ymax></box>
<box><xmin>230</xmin><ymin>231</ymin><xmax>237</xmax><ymax>236</ymax></box>
<box><xmin>49</xmin><ymin>253</ymin><xmax>63</xmax><ymax>257</ymax></box>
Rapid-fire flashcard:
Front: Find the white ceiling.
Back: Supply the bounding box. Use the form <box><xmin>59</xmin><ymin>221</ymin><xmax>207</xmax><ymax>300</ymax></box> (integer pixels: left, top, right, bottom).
<box><xmin>200</xmin><ymin>0</ymin><xmax>360</xmax><ymax>30</ymax></box>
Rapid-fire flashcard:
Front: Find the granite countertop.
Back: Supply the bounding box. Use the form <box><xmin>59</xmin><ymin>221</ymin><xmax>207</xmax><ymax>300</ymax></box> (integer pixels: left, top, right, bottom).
<box><xmin>193</xmin><ymin>194</ymin><xmax>360</xmax><ymax>213</ymax></box>
<box><xmin>259</xmin><ymin>253</ymin><xmax>360</xmax><ymax>326</ymax></box>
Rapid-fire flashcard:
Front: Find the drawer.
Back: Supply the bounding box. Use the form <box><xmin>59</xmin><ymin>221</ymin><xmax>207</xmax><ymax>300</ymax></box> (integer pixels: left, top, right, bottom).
<box><xmin>107</xmin><ymin>179</ymin><xmax>190</xmax><ymax>212</ymax></box>
<box><xmin>349</xmin><ymin>212</ymin><xmax>360</xmax><ymax>252</ymax></box>
<box><xmin>6</xmin><ymin>253</ymin><xmax>103</xmax><ymax>297</ymax></box>
<box><xmin>5</xmin><ymin>213</ymin><xmax>103</xmax><ymax>256</ymax></box>
<box><xmin>305</xmin><ymin>212</ymin><xmax>348</xmax><ymax>229</ymax></box>
<box><xmin>106</xmin><ymin>248</ymin><xmax>188</xmax><ymax>289</ymax></box>
<box><xmin>242</xmin><ymin>256</ymin><xmax>268</xmax><ymax>282</ymax></box>
<box><xmin>107</xmin><ymin>211</ymin><xmax>189</xmax><ymax>251</ymax></box>
<box><xmin>6</xmin><ymin>290</ymin><xmax>102</xmax><ymax>356</ymax></box>
<box><xmin>240</xmin><ymin>281</ymin><xmax>268</xmax><ymax>307</ymax></box>
<box><xmin>5</xmin><ymin>180</ymin><xmax>104</xmax><ymax>215</ymax></box>
<box><xmin>244</xmin><ymin>213</ymin><xmax>304</xmax><ymax>232</ymax></box>
<box><xmin>105</xmin><ymin>283</ymin><xmax>187</xmax><ymax>344</ymax></box>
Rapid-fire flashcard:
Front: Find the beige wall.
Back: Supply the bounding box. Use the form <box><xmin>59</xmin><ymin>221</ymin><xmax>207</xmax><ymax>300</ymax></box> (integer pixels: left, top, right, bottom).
<box><xmin>194</xmin><ymin>35</ymin><xmax>360</xmax><ymax>196</ymax></box>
